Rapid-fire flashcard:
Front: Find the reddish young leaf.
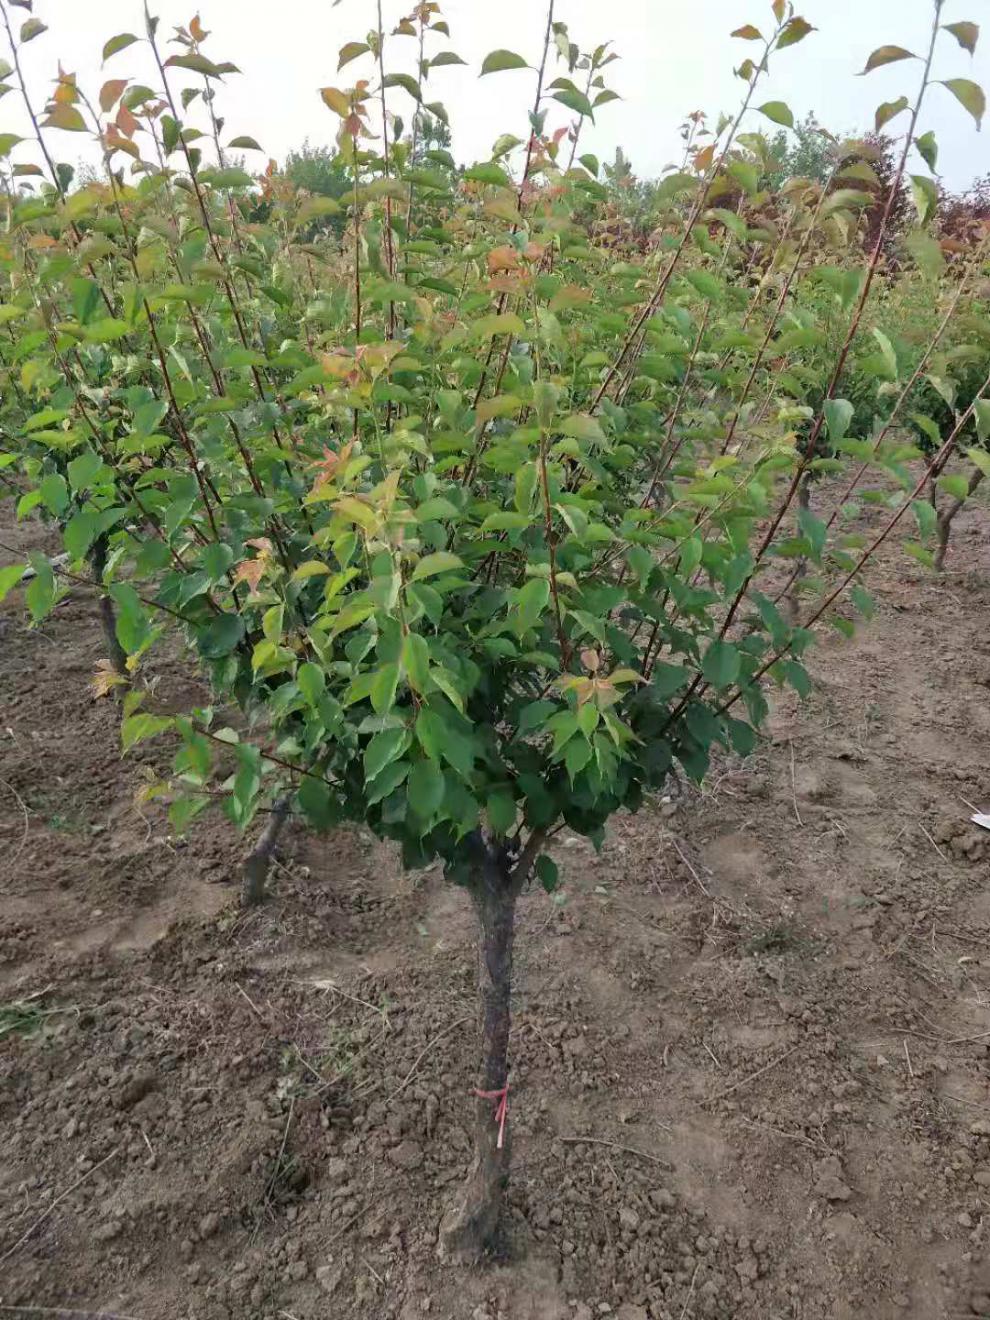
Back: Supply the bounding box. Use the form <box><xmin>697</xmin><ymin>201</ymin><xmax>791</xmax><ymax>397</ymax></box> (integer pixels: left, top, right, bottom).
<box><xmin>99</xmin><ymin>78</ymin><xmax>128</xmax><ymax>113</ymax></box>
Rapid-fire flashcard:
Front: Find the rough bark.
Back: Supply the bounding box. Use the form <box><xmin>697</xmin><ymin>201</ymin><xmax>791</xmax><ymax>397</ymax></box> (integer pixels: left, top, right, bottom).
<box><xmin>241</xmin><ymin>797</ymin><xmax>292</xmax><ymax>906</ymax></box>
<box><xmin>90</xmin><ymin>535</ymin><xmax>128</xmax><ymax>677</ymax></box>
<box><xmin>934</xmin><ymin>466</ymin><xmax>984</xmax><ymax>572</ymax></box>
<box><xmin>439</xmin><ymin>842</ymin><xmax>518</xmax><ymax>1261</ymax></box>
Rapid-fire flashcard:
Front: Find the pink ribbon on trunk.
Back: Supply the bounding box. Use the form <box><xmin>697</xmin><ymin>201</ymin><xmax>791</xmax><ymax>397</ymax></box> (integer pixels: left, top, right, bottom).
<box><xmin>472</xmin><ymin>1084</ymin><xmax>509</xmax><ymax>1149</ymax></box>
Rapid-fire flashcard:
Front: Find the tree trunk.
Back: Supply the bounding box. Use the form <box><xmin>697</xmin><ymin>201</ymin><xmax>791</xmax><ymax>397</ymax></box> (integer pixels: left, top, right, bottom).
<box><xmin>241</xmin><ymin>797</ymin><xmax>291</xmax><ymax>906</ymax></box>
<box><xmin>90</xmin><ymin>535</ymin><xmax>128</xmax><ymax>677</ymax></box>
<box><xmin>934</xmin><ymin>466</ymin><xmax>984</xmax><ymax>573</ymax></box>
<box><xmin>439</xmin><ymin>843</ymin><xmax>518</xmax><ymax>1261</ymax></box>
<box><xmin>787</xmin><ymin>475</ymin><xmax>812</xmax><ymax>623</ymax></box>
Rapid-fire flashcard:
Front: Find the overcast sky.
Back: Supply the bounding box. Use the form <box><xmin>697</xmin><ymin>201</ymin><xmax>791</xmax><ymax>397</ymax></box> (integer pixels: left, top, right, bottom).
<box><xmin>7</xmin><ymin>1</ymin><xmax>989</xmax><ymax>192</ymax></box>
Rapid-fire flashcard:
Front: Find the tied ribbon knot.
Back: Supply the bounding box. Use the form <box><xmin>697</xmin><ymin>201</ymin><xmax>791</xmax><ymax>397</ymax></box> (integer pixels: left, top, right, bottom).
<box><xmin>472</xmin><ymin>1084</ymin><xmax>509</xmax><ymax>1150</ymax></box>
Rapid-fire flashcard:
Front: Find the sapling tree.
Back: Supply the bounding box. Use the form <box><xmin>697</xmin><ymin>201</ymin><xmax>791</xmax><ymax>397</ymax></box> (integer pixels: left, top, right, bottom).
<box><xmin>0</xmin><ymin>0</ymin><xmax>986</xmax><ymax>1262</ymax></box>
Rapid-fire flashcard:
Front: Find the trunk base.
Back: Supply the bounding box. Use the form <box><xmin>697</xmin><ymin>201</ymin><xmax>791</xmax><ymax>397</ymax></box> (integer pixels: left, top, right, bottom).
<box><xmin>241</xmin><ymin>797</ymin><xmax>291</xmax><ymax>906</ymax></box>
<box><xmin>438</xmin><ymin>1150</ymin><xmax>505</xmax><ymax>1262</ymax></box>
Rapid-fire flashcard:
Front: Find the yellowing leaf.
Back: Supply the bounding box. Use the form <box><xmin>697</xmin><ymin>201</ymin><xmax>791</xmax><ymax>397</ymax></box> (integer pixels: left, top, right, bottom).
<box><xmin>338</xmin><ymin>41</ymin><xmax>370</xmax><ymax>70</ymax></box>
<box><xmin>43</xmin><ymin>104</ymin><xmax>87</xmax><ymax>132</ymax></box>
<box><xmin>476</xmin><ymin>394</ymin><xmax>521</xmax><ymax>423</ymax></box>
<box><xmin>91</xmin><ymin>658</ymin><xmax>128</xmax><ymax>698</ymax></box>
<box><xmin>292</xmin><ymin>560</ymin><xmax>332</xmax><ymax>581</ymax></box>
<box><xmin>99</xmin><ymin>78</ymin><xmax>127</xmax><ymax>112</ymax></box>
<box><xmin>943</xmin><ymin>21</ymin><xmax>979</xmax><ymax>55</ymax></box>
<box><xmin>777</xmin><ymin>17</ymin><xmax>814</xmax><ymax>49</ymax></box>
<box><xmin>860</xmin><ymin>45</ymin><xmax>917</xmax><ymax>74</ymax></box>
<box><xmin>320</xmin><ymin>86</ymin><xmax>351</xmax><ymax>117</ymax></box>
<box><xmin>940</xmin><ymin>78</ymin><xmax>986</xmax><ymax>129</ymax></box>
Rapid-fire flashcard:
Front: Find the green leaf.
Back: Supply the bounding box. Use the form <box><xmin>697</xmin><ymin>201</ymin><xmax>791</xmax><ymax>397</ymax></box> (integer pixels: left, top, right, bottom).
<box><xmin>201</xmin><ymin>543</ymin><xmax>234</xmax><ymax>582</ymax></box>
<box><xmin>200</xmin><ymin>613</ymin><xmax>245</xmax><ymax>659</ymax></box>
<box><xmin>559</xmin><ymin>413</ymin><xmax>605</xmax><ymax>443</ymax></box>
<box><xmin>782</xmin><ymin>660</ymin><xmax>812</xmax><ymax>698</ymax></box>
<box><xmin>914</xmin><ymin>130</ymin><xmax>938</xmax><ymax>172</ymax></box>
<box><xmin>402</xmin><ymin>633</ymin><xmax>431</xmax><ymax>693</ymax></box>
<box><xmin>430</xmin><ymin>51</ymin><xmax>467</xmax><ymax>67</ymax></box>
<box><xmin>464</xmin><ymin>162</ymin><xmax>513</xmax><ymax>188</ymax></box>
<box><xmin>0</xmin><ymin>562</ymin><xmax>25</xmax><ymax>602</ymax></box>
<box><xmin>412</xmin><ymin>551</ymin><xmax>463</xmax><ymax>580</ymax></box>
<box><xmin>297</xmin><ymin>661</ymin><xmax>325</xmax><ymax>707</ymax></box>
<box><xmin>875</xmin><ymin>96</ymin><xmax>909</xmax><ymax>131</ymax></box>
<box><xmin>973</xmin><ymin>400</ymin><xmax>990</xmax><ymax>442</ymax></box>
<box><xmin>940</xmin><ymin>78</ymin><xmax>986</xmax><ymax>129</ymax></box>
<box><xmin>67</xmin><ymin>448</ymin><xmax>102</xmax><ymax>491</ymax></box>
<box><xmin>564</xmin><ymin>735</ymin><xmax>592</xmax><ymax>781</ymax></box>
<box><xmin>371</xmin><ymin>663</ymin><xmax>399</xmax><ymax>715</ymax></box>
<box><xmin>553</xmin><ymin>88</ymin><xmax>594</xmax><ymax>118</ymax></box>
<box><xmin>38</xmin><ymin>472</ymin><xmax>68</xmax><ymax>516</ymax></box>
<box><xmin>297</xmin><ymin>775</ymin><xmax>337</xmax><ymax>829</ymax></box>
<box><xmin>408</xmin><ymin>758</ymin><xmax>445</xmax><ymax>819</ymax></box>
<box><xmin>121</xmin><ymin>713</ymin><xmax>173</xmax><ymax>753</ymax></box>
<box><xmin>910</xmin><ymin>174</ymin><xmax>938</xmax><ymax>226</ymax></box>
<box><xmin>206</xmin><ymin>167</ymin><xmax>254</xmax><ymax>189</ymax></box>
<box><xmin>366</xmin><ymin>759</ymin><xmax>410</xmax><ymax>806</ymax></box>
<box><xmin>487</xmin><ymin>789</ymin><xmax>516</xmax><ymax>836</ymax></box>
<box><xmin>382</xmin><ymin>73</ymin><xmax>422</xmax><ymax>102</ymax></box>
<box><xmin>757</xmin><ymin>100</ymin><xmax>794</xmax><ymax>128</ymax></box>
<box><xmin>860</xmin><ymin>45</ymin><xmax>917</xmax><ymax>74</ymax></box>
<box><xmin>798</xmin><ymin>505</ymin><xmax>827</xmax><ymax>561</ymax></box>
<box><xmin>532</xmin><ymin>380</ymin><xmax>560</xmax><ymax>428</ymax></box>
<box><xmin>823</xmin><ymin>398</ymin><xmax>853</xmax><ymax>444</ymax></box>
<box><xmin>20</xmin><ymin>17</ymin><xmax>47</xmax><ymax>43</ymax></box>
<box><xmin>511</xmin><ymin>578</ymin><xmax>550</xmax><ymax>637</ymax></box>
<box><xmin>938</xmin><ymin>473</ymin><xmax>971</xmax><ymax>501</ymax></box>
<box><xmin>850</xmin><ymin>584</ymin><xmax>875</xmax><ymax>620</ymax></box>
<box><xmin>727</xmin><ymin>160</ymin><xmax>759</xmax><ymax>196</ymax></box>
<box><xmin>535</xmin><ymin>855</ymin><xmax>559</xmax><ymax>893</ymax></box>
<box><xmin>481</xmin><ymin>49</ymin><xmax>529</xmax><ymax>75</ymax></box>
<box><xmin>227</xmin><ymin>135</ymin><xmax>263</xmax><ymax>150</ymax></box>
<box><xmin>63</xmin><ymin>511</ymin><xmax>97</xmax><ymax>560</ymax></box>
<box><xmin>103</xmin><ymin>32</ymin><xmax>139</xmax><ymax>61</ymax></box>
<box><xmin>652</xmin><ymin>663</ymin><xmax>691</xmax><ymax>699</ymax></box>
<box><xmin>24</xmin><ymin>553</ymin><xmax>55</xmax><ymax>622</ymax></box>
<box><xmin>872</xmin><ymin>328</ymin><xmax>898</xmax><ymax>380</ymax></box>
<box><xmin>166</xmin><ymin>51</ymin><xmax>236</xmax><ymax>79</ymax></box>
<box><xmin>365</xmin><ymin>727</ymin><xmax>408</xmax><ymax>782</ymax></box>
<box><xmin>903</xmin><ymin>228</ymin><xmax>945</xmax><ymax>276</ymax></box>
<box><xmin>701</xmin><ymin>640</ymin><xmax>741</xmax><ymax>689</ymax></box>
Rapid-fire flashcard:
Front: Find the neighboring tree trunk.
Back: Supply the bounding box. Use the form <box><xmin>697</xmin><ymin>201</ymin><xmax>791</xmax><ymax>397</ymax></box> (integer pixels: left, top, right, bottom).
<box><xmin>439</xmin><ymin>838</ymin><xmax>521</xmax><ymax>1261</ymax></box>
<box><xmin>934</xmin><ymin>466</ymin><xmax>984</xmax><ymax>572</ymax></box>
<box><xmin>90</xmin><ymin>534</ymin><xmax>128</xmax><ymax>677</ymax></box>
<box><xmin>787</xmin><ymin>475</ymin><xmax>812</xmax><ymax>623</ymax></box>
<box><xmin>242</xmin><ymin>796</ymin><xmax>292</xmax><ymax>906</ymax></box>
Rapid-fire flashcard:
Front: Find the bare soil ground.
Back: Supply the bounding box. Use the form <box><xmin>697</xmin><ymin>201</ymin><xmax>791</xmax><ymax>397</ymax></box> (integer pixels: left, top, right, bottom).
<box><xmin>2</xmin><ymin>493</ymin><xmax>990</xmax><ymax>1320</ymax></box>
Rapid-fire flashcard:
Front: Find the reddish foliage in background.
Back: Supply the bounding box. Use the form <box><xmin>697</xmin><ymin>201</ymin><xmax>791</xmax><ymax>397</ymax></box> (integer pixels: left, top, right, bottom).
<box><xmin>858</xmin><ymin>134</ymin><xmax>911</xmax><ymax>269</ymax></box>
<box><xmin>939</xmin><ymin>173</ymin><xmax>990</xmax><ymax>242</ymax></box>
